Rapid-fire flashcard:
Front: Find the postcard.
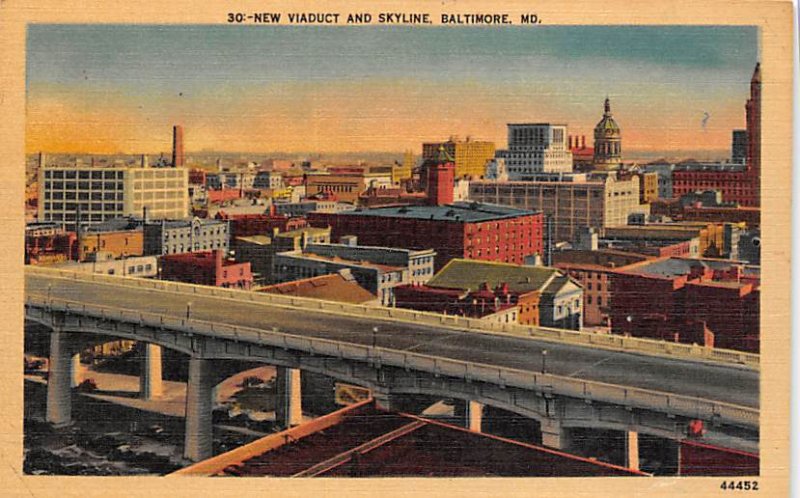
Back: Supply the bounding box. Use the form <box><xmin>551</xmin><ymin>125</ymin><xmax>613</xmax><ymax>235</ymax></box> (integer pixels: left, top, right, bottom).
<box><xmin>0</xmin><ymin>0</ymin><xmax>794</xmax><ymax>496</ymax></box>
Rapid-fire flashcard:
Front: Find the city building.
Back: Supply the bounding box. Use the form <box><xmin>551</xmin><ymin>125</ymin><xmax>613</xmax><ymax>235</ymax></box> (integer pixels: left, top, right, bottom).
<box><xmin>257</xmin><ymin>269</ymin><xmax>379</xmax><ymax>305</ymax></box>
<box><xmin>307</xmin><ymin>151</ymin><xmax>543</xmax><ymax>271</ymax></box>
<box><xmin>309</xmin><ymin>202</ymin><xmax>543</xmax><ymax>271</ymax></box>
<box><xmin>303</xmin><ymin>241</ymin><xmax>436</xmax><ymax>285</ymax></box>
<box><xmin>602</xmin><ymin>221</ymin><xmax>729</xmax><ymax>258</ymax></box>
<box><xmin>53</xmin><ymin>254</ymin><xmax>158</xmax><ymax>278</ymax></box>
<box><xmin>273</xmin><ymin>197</ymin><xmax>357</xmax><ymax>217</ymax></box>
<box><xmin>305</xmin><ymin>167</ymin><xmax>392</xmax><ymax>204</ymax></box>
<box><xmin>609</xmin><ymin>257</ymin><xmax>760</xmax><ymax>352</ymax></box>
<box><xmin>568</xmin><ymin>135</ymin><xmax>594</xmax><ymax>171</ymax></box>
<box><xmin>731</xmin><ymin>129</ymin><xmax>747</xmax><ymax>165</ymax></box>
<box><xmin>394</xmin><ymin>259</ymin><xmax>583</xmax><ymax>329</ymax></box>
<box><xmin>422</xmin><ymin>137</ymin><xmax>496</xmax><ymax>179</ymax></box>
<box><xmin>160</xmin><ymin>250</ymin><xmax>253</xmax><ymax>289</ymax></box>
<box><xmin>272</xmin><ymin>248</ymin><xmax>407</xmax><ymax>306</ymax></box>
<box><xmin>641</xmin><ymin>160</ymin><xmax>674</xmax><ymax>200</ymax></box>
<box><xmin>143</xmin><ymin>217</ymin><xmax>230</xmax><ymax>256</ymax></box>
<box><xmin>619</xmin><ymin>171</ymin><xmax>660</xmax><ymax>203</ymax></box>
<box><xmin>252</xmin><ymin>171</ymin><xmax>285</xmax><ymax>190</ymax></box>
<box><xmin>38</xmin><ymin>162</ymin><xmax>189</xmax><ymax>230</ymax></box>
<box><xmin>25</xmin><ymin>222</ymin><xmax>77</xmax><ymax>265</ymax></box>
<box><xmin>77</xmin><ymin>216</ymin><xmax>144</xmax><ymax>261</ymax></box>
<box><xmin>671</xmin><ymin>64</ymin><xmax>761</xmax><ymax>206</ymax></box>
<box><xmin>593</xmin><ymin>98</ymin><xmax>622</xmax><ymax>170</ymax></box>
<box><xmin>496</xmin><ymin>124</ymin><xmax>573</xmax><ymax>178</ymax></box>
<box><xmin>552</xmin><ymin>248</ymin><xmax>651</xmax><ymax>326</ymax></box>
<box><xmin>470</xmin><ymin>173</ymin><xmax>648</xmax><ymax>244</ymax></box>
<box><xmin>234</xmin><ymin>227</ymin><xmax>332</xmax><ymax>283</ymax></box>
<box><xmin>215</xmin><ymin>211</ymin><xmax>307</xmax><ymax>239</ymax></box>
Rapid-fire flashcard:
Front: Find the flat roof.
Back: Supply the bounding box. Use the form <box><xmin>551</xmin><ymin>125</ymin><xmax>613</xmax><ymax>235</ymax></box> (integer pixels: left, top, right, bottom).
<box><xmin>340</xmin><ymin>202</ymin><xmax>537</xmax><ymax>223</ymax></box>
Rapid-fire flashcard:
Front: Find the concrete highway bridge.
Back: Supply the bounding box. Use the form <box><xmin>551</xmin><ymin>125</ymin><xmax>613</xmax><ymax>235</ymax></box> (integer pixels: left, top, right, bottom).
<box><xmin>24</xmin><ymin>267</ymin><xmax>759</xmax><ymax>466</ymax></box>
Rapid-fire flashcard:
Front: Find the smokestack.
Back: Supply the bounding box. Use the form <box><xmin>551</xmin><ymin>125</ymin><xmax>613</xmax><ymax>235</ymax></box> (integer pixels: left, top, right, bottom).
<box><xmin>568</xmin><ymin>136</ymin><xmax>573</xmax><ymax>149</ymax></box>
<box><xmin>581</xmin><ymin>136</ymin><xmax>586</xmax><ymax>149</ymax></box>
<box><xmin>172</xmin><ymin>125</ymin><xmax>185</xmax><ymax>168</ymax></box>
<box><xmin>141</xmin><ymin>154</ymin><xmax>148</xmax><ymax>168</ymax></box>
<box><xmin>91</xmin><ymin>157</ymin><xmax>96</xmax><ymax>168</ymax></box>
<box><xmin>38</xmin><ymin>152</ymin><xmax>46</xmax><ymax>170</ymax></box>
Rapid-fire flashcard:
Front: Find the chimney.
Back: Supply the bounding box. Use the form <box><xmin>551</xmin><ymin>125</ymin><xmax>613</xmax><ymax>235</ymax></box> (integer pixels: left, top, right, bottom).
<box><xmin>172</xmin><ymin>125</ymin><xmax>185</xmax><ymax>168</ymax></box>
<box><xmin>38</xmin><ymin>152</ymin><xmax>46</xmax><ymax>169</ymax></box>
<box><xmin>568</xmin><ymin>136</ymin><xmax>573</xmax><ymax>149</ymax></box>
<box><xmin>141</xmin><ymin>154</ymin><xmax>148</xmax><ymax>168</ymax></box>
<box><xmin>214</xmin><ymin>249</ymin><xmax>224</xmax><ymax>276</ymax></box>
<box><xmin>142</xmin><ymin>206</ymin><xmax>149</xmax><ymax>223</ymax></box>
<box><xmin>581</xmin><ymin>135</ymin><xmax>586</xmax><ymax>149</ymax></box>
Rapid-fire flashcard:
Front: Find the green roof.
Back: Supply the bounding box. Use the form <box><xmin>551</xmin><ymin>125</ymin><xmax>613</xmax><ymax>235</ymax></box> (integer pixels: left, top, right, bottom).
<box><xmin>427</xmin><ymin>259</ymin><xmax>560</xmax><ymax>294</ymax></box>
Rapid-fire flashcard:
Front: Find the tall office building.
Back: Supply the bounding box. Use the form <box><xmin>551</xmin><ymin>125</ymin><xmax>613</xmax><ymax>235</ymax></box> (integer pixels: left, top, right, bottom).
<box><xmin>495</xmin><ymin>124</ymin><xmax>573</xmax><ymax>179</ymax></box>
<box><xmin>731</xmin><ymin>130</ymin><xmax>747</xmax><ymax>165</ymax></box>
<box><xmin>172</xmin><ymin>125</ymin><xmax>185</xmax><ymax>167</ymax></box>
<box><xmin>38</xmin><ymin>166</ymin><xmax>189</xmax><ymax>230</ymax></box>
<box><xmin>422</xmin><ymin>137</ymin><xmax>496</xmax><ymax>179</ymax></box>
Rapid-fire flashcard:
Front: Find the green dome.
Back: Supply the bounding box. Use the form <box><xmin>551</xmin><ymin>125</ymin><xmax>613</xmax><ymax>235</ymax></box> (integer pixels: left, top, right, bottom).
<box><xmin>594</xmin><ymin>98</ymin><xmax>621</xmax><ymax>136</ymax></box>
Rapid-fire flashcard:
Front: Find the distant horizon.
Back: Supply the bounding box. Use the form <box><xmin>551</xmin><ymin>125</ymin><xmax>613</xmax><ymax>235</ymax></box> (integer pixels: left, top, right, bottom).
<box><xmin>27</xmin><ymin>25</ymin><xmax>758</xmax><ymax>156</ymax></box>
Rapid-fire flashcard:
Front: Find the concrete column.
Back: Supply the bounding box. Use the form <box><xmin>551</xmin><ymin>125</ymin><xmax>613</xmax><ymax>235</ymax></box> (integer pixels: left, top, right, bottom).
<box><xmin>465</xmin><ymin>401</ymin><xmax>484</xmax><ymax>432</ymax></box>
<box><xmin>540</xmin><ymin>419</ymin><xmax>568</xmax><ymax>450</ymax></box>
<box><xmin>46</xmin><ymin>330</ymin><xmax>72</xmax><ymax>427</ymax></box>
<box><xmin>625</xmin><ymin>430</ymin><xmax>640</xmax><ymax>471</ymax></box>
<box><xmin>454</xmin><ymin>400</ymin><xmax>484</xmax><ymax>432</ymax></box>
<box><xmin>138</xmin><ymin>343</ymin><xmax>163</xmax><ymax>400</ymax></box>
<box><xmin>275</xmin><ymin>367</ymin><xmax>302</xmax><ymax>428</ymax></box>
<box><xmin>184</xmin><ymin>357</ymin><xmax>214</xmax><ymax>462</ymax></box>
<box><xmin>70</xmin><ymin>353</ymin><xmax>83</xmax><ymax>388</ymax></box>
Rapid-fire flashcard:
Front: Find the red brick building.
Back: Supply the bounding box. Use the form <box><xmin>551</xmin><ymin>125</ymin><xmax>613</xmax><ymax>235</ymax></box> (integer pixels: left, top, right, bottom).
<box><xmin>25</xmin><ymin>223</ymin><xmax>77</xmax><ymax>265</ymax></box>
<box><xmin>308</xmin><ymin>154</ymin><xmax>543</xmax><ymax>270</ymax></box>
<box><xmin>159</xmin><ymin>250</ymin><xmax>253</xmax><ymax>289</ymax></box>
<box><xmin>215</xmin><ymin>211</ymin><xmax>307</xmax><ymax>238</ymax></box>
<box><xmin>672</xmin><ymin>64</ymin><xmax>761</xmax><ymax>207</ymax></box>
<box><xmin>609</xmin><ymin>258</ymin><xmax>759</xmax><ymax>352</ymax></box>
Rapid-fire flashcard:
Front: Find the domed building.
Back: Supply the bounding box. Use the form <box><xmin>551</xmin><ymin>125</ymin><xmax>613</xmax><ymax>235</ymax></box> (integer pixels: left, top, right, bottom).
<box><xmin>593</xmin><ymin>98</ymin><xmax>622</xmax><ymax>170</ymax></box>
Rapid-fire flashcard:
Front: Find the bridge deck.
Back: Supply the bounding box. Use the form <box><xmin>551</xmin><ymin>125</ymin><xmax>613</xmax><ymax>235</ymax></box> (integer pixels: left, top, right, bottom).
<box><xmin>25</xmin><ymin>272</ymin><xmax>758</xmax><ymax>410</ymax></box>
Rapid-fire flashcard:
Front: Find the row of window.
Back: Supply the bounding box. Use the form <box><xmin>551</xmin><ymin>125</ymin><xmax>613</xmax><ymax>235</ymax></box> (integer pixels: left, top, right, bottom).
<box><xmin>45</xmin><ymin>202</ymin><xmax>123</xmax><ymax>211</ymax></box>
<box><xmin>45</xmin><ymin>191</ymin><xmax>121</xmax><ymax>201</ymax></box>
<box><xmin>45</xmin><ymin>170</ymin><xmax>123</xmax><ymax>180</ymax></box>
<box><xmin>44</xmin><ymin>181</ymin><xmax>122</xmax><ymax>190</ymax></box>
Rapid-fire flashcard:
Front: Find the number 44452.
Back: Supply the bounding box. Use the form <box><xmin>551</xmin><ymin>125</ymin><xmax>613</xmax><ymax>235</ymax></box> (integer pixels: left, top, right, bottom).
<box><xmin>720</xmin><ymin>481</ymin><xmax>759</xmax><ymax>491</ymax></box>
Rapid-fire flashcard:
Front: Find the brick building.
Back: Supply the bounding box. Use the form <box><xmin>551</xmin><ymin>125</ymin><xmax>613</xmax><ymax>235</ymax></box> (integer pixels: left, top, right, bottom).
<box><xmin>422</xmin><ymin>137</ymin><xmax>496</xmax><ymax>179</ymax></box>
<box><xmin>78</xmin><ymin>217</ymin><xmax>144</xmax><ymax>261</ymax></box>
<box><xmin>671</xmin><ymin>64</ymin><xmax>761</xmax><ymax>207</ymax></box>
<box><xmin>394</xmin><ymin>259</ymin><xmax>583</xmax><ymax>330</ymax></box>
<box><xmin>553</xmin><ymin>249</ymin><xmax>651</xmax><ymax>326</ymax></box>
<box><xmin>25</xmin><ymin>222</ymin><xmax>77</xmax><ymax>265</ymax></box>
<box><xmin>609</xmin><ymin>258</ymin><xmax>760</xmax><ymax>352</ymax></box>
<box><xmin>160</xmin><ymin>250</ymin><xmax>252</xmax><ymax>289</ymax></box>
<box><xmin>215</xmin><ymin>211</ymin><xmax>307</xmax><ymax>239</ymax></box>
<box><xmin>309</xmin><ymin>152</ymin><xmax>542</xmax><ymax>270</ymax></box>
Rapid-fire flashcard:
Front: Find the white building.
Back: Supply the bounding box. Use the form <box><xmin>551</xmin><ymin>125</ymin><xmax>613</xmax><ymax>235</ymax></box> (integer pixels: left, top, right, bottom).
<box><xmin>38</xmin><ymin>165</ymin><xmax>189</xmax><ymax>230</ymax></box>
<box><xmin>496</xmin><ymin>123</ymin><xmax>573</xmax><ymax>178</ymax></box>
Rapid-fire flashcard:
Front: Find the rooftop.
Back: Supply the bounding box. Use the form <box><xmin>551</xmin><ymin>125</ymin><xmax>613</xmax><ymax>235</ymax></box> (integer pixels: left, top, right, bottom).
<box><xmin>174</xmin><ymin>401</ymin><xmax>644</xmax><ymax>478</ymax></box>
<box><xmin>278</xmin><ymin>251</ymin><xmax>404</xmax><ymax>273</ymax></box>
<box><xmin>342</xmin><ymin>202</ymin><xmax>537</xmax><ymax>223</ymax></box>
<box><xmin>622</xmin><ymin>257</ymin><xmax>759</xmax><ymax>279</ymax></box>
<box><xmin>427</xmin><ymin>259</ymin><xmax>561</xmax><ymax>294</ymax></box>
<box><xmin>83</xmin><ymin>216</ymin><xmax>143</xmax><ymax>233</ymax></box>
<box><xmin>257</xmin><ymin>271</ymin><xmax>376</xmax><ymax>304</ymax></box>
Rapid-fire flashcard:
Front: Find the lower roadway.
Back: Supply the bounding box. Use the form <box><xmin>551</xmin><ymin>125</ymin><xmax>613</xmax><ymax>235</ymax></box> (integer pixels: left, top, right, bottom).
<box><xmin>26</xmin><ymin>273</ymin><xmax>759</xmax><ymax>410</ymax></box>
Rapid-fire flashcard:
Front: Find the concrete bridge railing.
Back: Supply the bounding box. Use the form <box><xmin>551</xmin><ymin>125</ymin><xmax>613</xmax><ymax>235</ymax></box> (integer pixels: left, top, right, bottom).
<box><xmin>25</xmin><ymin>293</ymin><xmax>759</xmax><ymax>430</ymax></box>
<box><xmin>26</xmin><ymin>267</ymin><xmax>759</xmax><ymax>370</ymax></box>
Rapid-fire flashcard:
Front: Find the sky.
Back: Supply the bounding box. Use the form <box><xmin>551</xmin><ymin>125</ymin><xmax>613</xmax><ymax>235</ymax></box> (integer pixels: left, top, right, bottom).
<box><xmin>26</xmin><ymin>25</ymin><xmax>759</xmax><ymax>157</ymax></box>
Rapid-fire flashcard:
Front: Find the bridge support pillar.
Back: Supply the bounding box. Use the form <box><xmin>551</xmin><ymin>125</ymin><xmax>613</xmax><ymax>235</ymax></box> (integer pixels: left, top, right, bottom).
<box><xmin>70</xmin><ymin>353</ymin><xmax>83</xmax><ymax>388</ymax></box>
<box><xmin>138</xmin><ymin>343</ymin><xmax>163</xmax><ymax>400</ymax></box>
<box><xmin>540</xmin><ymin>419</ymin><xmax>568</xmax><ymax>450</ymax></box>
<box><xmin>454</xmin><ymin>400</ymin><xmax>483</xmax><ymax>432</ymax></box>
<box><xmin>275</xmin><ymin>367</ymin><xmax>302</xmax><ymax>428</ymax></box>
<box><xmin>184</xmin><ymin>357</ymin><xmax>214</xmax><ymax>462</ymax></box>
<box><xmin>46</xmin><ymin>330</ymin><xmax>72</xmax><ymax>427</ymax></box>
<box><xmin>625</xmin><ymin>430</ymin><xmax>640</xmax><ymax>471</ymax></box>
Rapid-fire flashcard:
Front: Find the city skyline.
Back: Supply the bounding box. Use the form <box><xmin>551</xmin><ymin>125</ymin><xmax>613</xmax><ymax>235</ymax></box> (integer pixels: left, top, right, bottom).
<box><xmin>27</xmin><ymin>25</ymin><xmax>758</xmax><ymax>156</ymax></box>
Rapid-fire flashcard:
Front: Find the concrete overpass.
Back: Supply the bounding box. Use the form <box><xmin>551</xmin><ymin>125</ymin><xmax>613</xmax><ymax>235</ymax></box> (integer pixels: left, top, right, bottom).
<box><xmin>24</xmin><ymin>267</ymin><xmax>759</xmax><ymax>464</ymax></box>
